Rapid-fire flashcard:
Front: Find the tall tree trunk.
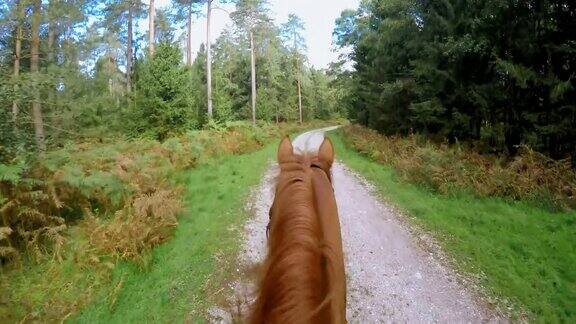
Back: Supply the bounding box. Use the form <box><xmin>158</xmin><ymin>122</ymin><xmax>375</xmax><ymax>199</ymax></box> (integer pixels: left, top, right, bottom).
<box><xmin>250</xmin><ymin>31</ymin><xmax>256</xmax><ymax>125</ymax></box>
<box><xmin>12</xmin><ymin>0</ymin><xmax>22</xmax><ymax>128</ymax></box>
<box><xmin>187</xmin><ymin>5</ymin><xmax>193</xmax><ymax>65</ymax></box>
<box><xmin>297</xmin><ymin>78</ymin><xmax>303</xmax><ymax>124</ymax></box>
<box><xmin>148</xmin><ymin>0</ymin><xmax>155</xmax><ymax>56</ymax></box>
<box><xmin>47</xmin><ymin>1</ymin><xmax>56</xmax><ymax>112</ymax></box>
<box><xmin>31</xmin><ymin>0</ymin><xmax>46</xmax><ymax>152</ymax></box>
<box><xmin>294</xmin><ymin>42</ymin><xmax>303</xmax><ymax>124</ymax></box>
<box><xmin>47</xmin><ymin>19</ymin><xmax>55</xmax><ymax>64</ymax></box>
<box><xmin>127</xmin><ymin>3</ymin><xmax>133</xmax><ymax>92</ymax></box>
<box><xmin>206</xmin><ymin>0</ymin><xmax>213</xmax><ymax>120</ymax></box>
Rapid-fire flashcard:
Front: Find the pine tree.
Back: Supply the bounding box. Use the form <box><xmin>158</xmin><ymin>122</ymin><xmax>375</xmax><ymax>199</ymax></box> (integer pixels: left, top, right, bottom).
<box><xmin>281</xmin><ymin>14</ymin><xmax>306</xmax><ymax>123</ymax></box>
<box><xmin>133</xmin><ymin>42</ymin><xmax>196</xmax><ymax>139</ymax></box>
<box><xmin>334</xmin><ymin>0</ymin><xmax>576</xmax><ymax>162</ymax></box>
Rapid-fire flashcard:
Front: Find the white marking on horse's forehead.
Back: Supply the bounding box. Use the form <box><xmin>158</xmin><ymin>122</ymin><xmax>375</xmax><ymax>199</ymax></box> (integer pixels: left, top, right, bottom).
<box><xmin>292</xmin><ymin>126</ymin><xmax>340</xmax><ymax>155</ymax></box>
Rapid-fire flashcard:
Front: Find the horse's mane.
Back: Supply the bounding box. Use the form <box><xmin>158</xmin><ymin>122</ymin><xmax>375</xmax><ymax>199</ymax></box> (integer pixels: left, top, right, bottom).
<box><xmin>250</xmin><ymin>154</ymin><xmax>344</xmax><ymax>324</ymax></box>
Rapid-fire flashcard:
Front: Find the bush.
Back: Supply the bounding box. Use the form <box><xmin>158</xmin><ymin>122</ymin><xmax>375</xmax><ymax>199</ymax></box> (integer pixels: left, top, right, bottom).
<box><xmin>0</xmin><ymin>120</ymin><xmax>339</xmax><ymax>265</ymax></box>
<box><xmin>341</xmin><ymin>124</ymin><xmax>576</xmax><ymax>211</ymax></box>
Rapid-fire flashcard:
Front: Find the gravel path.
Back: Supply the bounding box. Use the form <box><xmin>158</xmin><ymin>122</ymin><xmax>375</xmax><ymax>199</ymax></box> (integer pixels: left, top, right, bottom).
<box><xmin>209</xmin><ymin>129</ymin><xmax>501</xmax><ymax>323</ymax></box>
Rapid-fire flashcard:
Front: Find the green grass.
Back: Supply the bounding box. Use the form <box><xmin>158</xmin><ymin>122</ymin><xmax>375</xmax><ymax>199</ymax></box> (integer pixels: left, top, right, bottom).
<box><xmin>329</xmin><ymin>131</ymin><xmax>576</xmax><ymax>322</ymax></box>
<box><xmin>72</xmin><ymin>143</ymin><xmax>276</xmax><ymax>323</ymax></box>
<box><xmin>1</xmin><ymin>123</ymin><xmax>329</xmax><ymax>323</ymax></box>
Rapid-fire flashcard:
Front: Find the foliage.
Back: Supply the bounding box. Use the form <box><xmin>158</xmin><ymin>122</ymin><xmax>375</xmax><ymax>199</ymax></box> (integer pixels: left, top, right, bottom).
<box><xmin>0</xmin><ymin>120</ymin><xmax>336</xmax><ymax>321</ymax></box>
<box><xmin>0</xmin><ymin>0</ymin><xmax>342</xmax><ymax>158</ymax></box>
<box><xmin>335</xmin><ymin>0</ymin><xmax>576</xmax><ymax>163</ymax></box>
<box><xmin>75</xmin><ymin>138</ymin><xmax>276</xmax><ymax>322</ymax></box>
<box><xmin>340</xmin><ymin>124</ymin><xmax>576</xmax><ymax>211</ymax></box>
<box><xmin>132</xmin><ymin>42</ymin><xmax>197</xmax><ymax>139</ymax></box>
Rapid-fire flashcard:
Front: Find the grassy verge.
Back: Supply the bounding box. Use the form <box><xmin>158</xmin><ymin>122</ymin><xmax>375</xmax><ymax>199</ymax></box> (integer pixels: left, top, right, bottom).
<box><xmin>1</xmin><ymin>121</ymin><xmax>337</xmax><ymax>322</ymax></box>
<box><xmin>329</xmin><ymin>131</ymin><xmax>576</xmax><ymax>322</ymax></box>
<box><xmin>73</xmin><ymin>143</ymin><xmax>275</xmax><ymax>322</ymax></box>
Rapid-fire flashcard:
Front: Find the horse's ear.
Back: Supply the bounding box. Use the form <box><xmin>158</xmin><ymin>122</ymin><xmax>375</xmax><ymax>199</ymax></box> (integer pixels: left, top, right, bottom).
<box><xmin>277</xmin><ymin>136</ymin><xmax>294</xmax><ymax>163</ymax></box>
<box><xmin>318</xmin><ymin>137</ymin><xmax>335</xmax><ymax>168</ymax></box>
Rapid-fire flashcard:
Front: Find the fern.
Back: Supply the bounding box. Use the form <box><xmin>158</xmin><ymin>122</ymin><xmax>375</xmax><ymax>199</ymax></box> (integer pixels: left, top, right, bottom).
<box><xmin>0</xmin><ymin>162</ymin><xmax>25</xmax><ymax>183</ymax></box>
<box><xmin>0</xmin><ymin>226</ymin><xmax>12</xmax><ymax>241</ymax></box>
<box><xmin>1</xmin><ymin>121</ymin><xmax>332</xmax><ymax>265</ymax></box>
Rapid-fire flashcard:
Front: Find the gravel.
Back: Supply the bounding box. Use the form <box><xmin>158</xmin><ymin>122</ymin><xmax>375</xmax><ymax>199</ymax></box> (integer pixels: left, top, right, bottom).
<box><xmin>208</xmin><ymin>129</ymin><xmax>503</xmax><ymax>323</ymax></box>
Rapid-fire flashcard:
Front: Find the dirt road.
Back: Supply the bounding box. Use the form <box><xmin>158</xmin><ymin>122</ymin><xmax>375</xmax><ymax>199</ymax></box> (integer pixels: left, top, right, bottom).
<box><xmin>209</xmin><ymin>129</ymin><xmax>500</xmax><ymax>323</ymax></box>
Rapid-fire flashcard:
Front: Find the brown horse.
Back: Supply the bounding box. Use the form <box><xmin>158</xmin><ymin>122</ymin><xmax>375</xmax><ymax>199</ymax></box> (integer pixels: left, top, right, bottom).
<box><xmin>249</xmin><ymin>136</ymin><xmax>346</xmax><ymax>324</ymax></box>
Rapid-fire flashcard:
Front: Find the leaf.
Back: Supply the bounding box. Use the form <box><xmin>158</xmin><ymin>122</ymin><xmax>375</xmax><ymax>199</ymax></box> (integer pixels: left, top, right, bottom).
<box><xmin>0</xmin><ymin>227</ymin><xmax>13</xmax><ymax>241</ymax></box>
<box><xmin>0</xmin><ymin>246</ymin><xmax>17</xmax><ymax>258</ymax></box>
<box><xmin>0</xmin><ymin>162</ymin><xmax>25</xmax><ymax>183</ymax></box>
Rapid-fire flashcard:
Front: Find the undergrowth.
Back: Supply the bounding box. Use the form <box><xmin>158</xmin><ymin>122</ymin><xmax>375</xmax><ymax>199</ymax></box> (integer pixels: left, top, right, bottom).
<box><xmin>341</xmin><ymin>125</ymin><xmax>576</xmax><ymax>211</ymax></box>
<box><xmin>74</xmin><ymin>140</ymin><xmax>276</xmax><ymax>322</ymax></box>
<box><xmin>0</xmin><ymin>120</ymin><xmax>336</xmax><ymax>322</ymax></box>
<box><xmin>331</xmin><ymin>131</ymin><xmax>576</xmax><ymax>321</ymax></box>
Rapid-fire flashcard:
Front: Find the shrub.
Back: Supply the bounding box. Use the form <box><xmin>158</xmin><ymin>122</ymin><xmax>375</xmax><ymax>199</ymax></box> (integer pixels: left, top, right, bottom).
<box><xmin>83</xmin><ymin>189</ymin><xmax>182</xmax><ymax>263</ymax></box>
<box><xmin>340</xmin><ymin>124</ymin><xmax>576</xmax><ymax>211</ymax></box>
<box><xmin>0</xmin><ymin>120</ymin><xmax>339</xmax><ymax>265</ymax></box>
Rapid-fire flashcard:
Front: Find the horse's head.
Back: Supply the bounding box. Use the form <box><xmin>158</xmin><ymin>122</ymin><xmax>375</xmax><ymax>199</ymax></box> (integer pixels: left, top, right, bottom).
<box><xmin>276</xmin><ymin>135</ymin><xmax>335</xmax><ymax>182</ymax></box>
<box><xmin>267</xmin><ymin>135</ymin><xmax>335</xmax><ymax>238</ymax></box>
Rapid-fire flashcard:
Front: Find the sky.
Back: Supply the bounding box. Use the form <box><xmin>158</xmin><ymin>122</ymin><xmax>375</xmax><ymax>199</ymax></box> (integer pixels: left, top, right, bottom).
<box><xmin>149</xmin><ymin>0</ymin><xmax>360</xmax><ymax>69</ymax></box>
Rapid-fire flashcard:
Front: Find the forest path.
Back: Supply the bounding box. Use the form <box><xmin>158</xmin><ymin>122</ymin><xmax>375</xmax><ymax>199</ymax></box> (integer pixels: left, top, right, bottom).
<box><xmin>209</xmin><ymin>128</ymin><xmax>499</xmax><ymax>323</ymax></box>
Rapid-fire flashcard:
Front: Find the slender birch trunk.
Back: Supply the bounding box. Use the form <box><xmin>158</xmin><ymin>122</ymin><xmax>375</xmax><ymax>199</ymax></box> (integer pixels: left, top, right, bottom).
<box><xmin>187</xmin><ymin>5</ymin><xmax>193</xmax><ymax>65</ymax></box>
<box><xmin>47</xmin><ymin>1</ymin><xmax>56</xmax><ymax>111</ymax></box>
<box><xmin>297</xmin><ymin>78</ymin><xmax>303</xmax><ymax>124</ymax></box>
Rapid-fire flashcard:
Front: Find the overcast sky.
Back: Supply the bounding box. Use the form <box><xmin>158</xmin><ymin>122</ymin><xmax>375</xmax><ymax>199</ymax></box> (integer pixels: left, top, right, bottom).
<box><xmin>147</xmin><ymin>0</ymin><xmax>360</xmax><ymax>69</ymax></box>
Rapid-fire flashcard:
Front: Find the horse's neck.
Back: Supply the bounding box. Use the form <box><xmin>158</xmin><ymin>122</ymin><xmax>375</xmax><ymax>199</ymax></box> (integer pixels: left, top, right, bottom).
<box><xmin>253</xmin><ymin>170</ymin><xmax>345</xmax><ymax>324</ymax></box>
<box><xmin>311</xmin><ymin>168</ymin><xmax>346</xmax><ymax>324</ymax></box>
<box><xmin>253</xmin><ymin>174</ymin><xmax>328</xmax><ymax>323</ymax></box>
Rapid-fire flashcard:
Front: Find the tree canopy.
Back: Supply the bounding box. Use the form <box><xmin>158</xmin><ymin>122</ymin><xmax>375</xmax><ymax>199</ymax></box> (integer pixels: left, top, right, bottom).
<box><xmin>335</xmin><ymin>0</ymin><xmax>576</xmax><ymax>163</ymax></box>
<box><xmin>0</xmin><ymin>0</ymin><xmax>341</xmax><ymax>160</ymax></box>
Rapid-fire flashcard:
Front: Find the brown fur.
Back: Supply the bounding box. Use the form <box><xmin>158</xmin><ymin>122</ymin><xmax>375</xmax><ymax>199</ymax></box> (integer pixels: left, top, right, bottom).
<box><xmin>249</xmin><ymin>137</ymin><xmax>346</xmax><ymax>324</ymax></box>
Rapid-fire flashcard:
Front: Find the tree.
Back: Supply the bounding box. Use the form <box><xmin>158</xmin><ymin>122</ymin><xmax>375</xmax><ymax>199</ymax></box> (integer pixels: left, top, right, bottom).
<box><xmin>172</xmin><ymin>0</ymin><xmax>202</xmax><ymax>65</ymax></box>
<box><xmin>231</xmin><ymin>0</ymin><xmax>271</xmax><ymax>125</ymax></box>
<box><xmin>148</xmin><ymin>0</ymin><xmax>155</xmax><ymax>55</ymax></box>
<box><xmin>132</xmin><ymin>42</ymin><xmax>196</xmax><ymax>139</ymax></box>
<box><xmin>0</xmin><ymin>0</ymin><xmax>342</xmax><ymax>160</ymax></box>
<box><xmin>202</xmin><ymin>0</ymin><xmax>234</xmax><ymax>121</ymax></box>
<box><xmin>31</xmin><ymin>0</ymin><xmax>45</xmax><ymax>151</ymax></box>
<box><xmin>205</xmin><ymin>0</ymin><xmax>215</xmax><ymax>120</ymax></box>
<box><xmin>103</xmin><ymin>0</ymin><xmax>145</xmax><ymax>92</ymax></box>
<box><xmin>281</xmin><ymin>14</ymin><xmax>306</xmax><ymax>123</ymax></box>
<box><xmin>154</xmin><ymin>8</ymin><xmax>176</xmax><ymax>43</ymax></box>
<box><xmin>10</xmin><ymin>0</ymin><xmax>23</xmax><ymax>130</ymax></box>
<box><xmin>335</xmin><ymin>0</ymin><xmax>576</xmax><ymax>162</ymax></box>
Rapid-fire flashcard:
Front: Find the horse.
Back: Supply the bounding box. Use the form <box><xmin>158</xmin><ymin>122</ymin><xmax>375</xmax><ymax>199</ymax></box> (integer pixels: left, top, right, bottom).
<box><xmin>249</xmin><ymin>136</ymin><xmax>346</xmax><ymax>324</ymax></box>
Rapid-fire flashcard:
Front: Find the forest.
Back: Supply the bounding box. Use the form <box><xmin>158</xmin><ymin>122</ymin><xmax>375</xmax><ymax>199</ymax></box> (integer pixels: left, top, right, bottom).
<box><xmin>334</xmin><ymin>0</ymin><xmax>575</xmax><ymax>162</ymax></box>
<box><xmin>0</xmin><ymin>0</ymin><xmax>343</xmax><ymax>158</ymax></box>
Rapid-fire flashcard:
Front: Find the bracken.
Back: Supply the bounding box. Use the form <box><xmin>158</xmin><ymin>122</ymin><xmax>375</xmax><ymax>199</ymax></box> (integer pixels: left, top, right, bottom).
<box><xmin>340</xmin><ymin>124</ymin><xmax>576</xmax><ymax>211</ymax></box>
